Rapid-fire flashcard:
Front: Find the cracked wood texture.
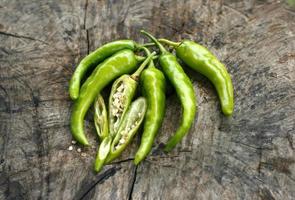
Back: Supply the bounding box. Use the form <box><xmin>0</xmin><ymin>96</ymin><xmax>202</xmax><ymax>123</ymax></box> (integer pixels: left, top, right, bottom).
<box><xmin>0</xmin><ymin>0</ymin><xmax>295</xmax><ymax>199</ymax></box>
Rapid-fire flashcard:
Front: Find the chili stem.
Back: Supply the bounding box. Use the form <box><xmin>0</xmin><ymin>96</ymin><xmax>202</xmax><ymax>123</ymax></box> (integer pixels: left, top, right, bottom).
<box><xmin>138</xmin><ymin>46</ymin><xmax>156</xmax><ymax>68</ymax></box>
<box><xmin>158</xmin><ymin>38</ymin><xmax>180</xmax><ymax>48</ymax></box>
<box><xmin>140</xmin><ymin>30</ymin><xmax>168</xmax><ymax>54</ymax></box>
<box><xmin>135</xmin><ymin>55</ymin><xmax>146</xmax><ymax>62</ymax></box>
<box><xmin>141</xmin><ymin>42</ymin><xmax>155</xmax><ymax>47</ymax></box>
<box><xmin>131</xmin><ymin>51</ymin><xmax>156</xmax><ymax>79</ymax></box>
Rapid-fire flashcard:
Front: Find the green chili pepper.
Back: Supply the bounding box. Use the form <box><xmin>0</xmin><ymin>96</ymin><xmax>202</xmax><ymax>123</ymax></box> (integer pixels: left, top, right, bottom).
<box><xmin>69</xmin><ymin>40</ymin><xmax>139</xmax><ymax>100</ymax></box>
<box><xmin>71</xmin><ymin>49</ymin><xmax>144</xmax><ymax>146</ymax></box>
<box><xmin>158</xmin><ymin>38</ymin><xmax>234</xmax><ymax>116</ymax></box>
<box><xmin>141</xmin><ymin>30</ymin><xmax>197</xmax><ymax>152</ymax></box>
<box><xmin>108</xmin><ymin>51</ymin><xmax>156</xmax><ymax>138</ymax></box>
<box><xmin>106</xmin><ymin>97</ymin><xmax>147</xmax><ymax>163</ymax></box>
<box><xmin>134</xmin><ymin>48</ymin><xmax>166</xmax><ymax>165</ymax></box>
<box><xmin>94</xmin><ymin>94</ymin><xmax>108</xmax><ymax>140</ymax></box>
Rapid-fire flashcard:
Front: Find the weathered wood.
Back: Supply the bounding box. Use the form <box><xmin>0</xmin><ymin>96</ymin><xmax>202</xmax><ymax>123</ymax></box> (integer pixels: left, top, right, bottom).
<box><xmin>0</xmin><ymin>0</ymin><xmax>294</xmax><ymax>199</ymax></box>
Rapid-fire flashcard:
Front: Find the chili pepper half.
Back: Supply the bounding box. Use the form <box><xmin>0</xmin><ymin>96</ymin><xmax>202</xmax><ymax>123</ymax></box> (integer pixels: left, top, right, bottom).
<box><xmin>134</xmin><ymin>48</ymin><xmax>166</xmax><ymax>165</ymax></box>
<box><xmin>69</xmin><ymin>40</ymin><xmax>139</xmax><ymax>100</ymax></box>
<box><xmin>108</xmin><ymin>51</ymin><xmax>156</xmax><ymax>138</ymax></box>
<box><xmin>93</xmin><ymin>94</ymin><xmax>110</xmax><ymax>172</ymax></box>
<box><xmin>158</xmin><ymin>38</ymin><xmax>234</xmax><ymax>116</ymax></box>
<box><xmin>94</xmin><ymin>94</ymin><xmax>108</xmax><ymax>140</ymax></box>
<box><xmin>70</xmin><ymin>49</ymin><xmax>144</xmax><ymax>146</ymax></box>
<box><xmin>106</xmin><ymin>97</ymin><xmax>147</xmax><ymax>163</ymax></box>
<box><xmin>141</xmin><ymin>30</ymin><xmax>197</xmax><ymax>152</ymax></box>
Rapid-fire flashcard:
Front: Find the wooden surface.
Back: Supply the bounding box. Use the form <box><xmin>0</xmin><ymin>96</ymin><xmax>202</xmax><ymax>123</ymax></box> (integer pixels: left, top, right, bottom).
<box><xmin>0</xmin><ymin>0</ymin><xmax>295</xmax><ymax>199</ymax></box>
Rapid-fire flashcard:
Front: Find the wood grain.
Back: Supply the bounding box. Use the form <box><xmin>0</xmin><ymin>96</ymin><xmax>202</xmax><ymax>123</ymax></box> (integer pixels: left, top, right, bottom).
<box><xmin>0</xmin><ymin>0</ymin><xmax>294</xmax><ymax>199</ymax></box>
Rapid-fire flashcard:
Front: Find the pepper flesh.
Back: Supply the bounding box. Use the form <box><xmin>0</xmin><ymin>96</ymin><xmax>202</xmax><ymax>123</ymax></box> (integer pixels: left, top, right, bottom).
<box><xmin>134</xmin><ymin>50</ymin><xmax>166</xmax><ymax>165</ymax></box>
<box><xmin>159</xmin><ymin>39</ymin><xmax>234</xmax><ymax>116</ymax></box>
<box><xmin>106</xmin><ymin>97</ymin><xmax>147</xmax><ymax>163</ymax></box>
<box><xmin>141</xmin><ymin>30</ymin><xmax>197</xmax><ymax>152</ymax></box>
<box><xmin>70</xmin><ymin>49</ymin><xmax>141</xmax><ymax>145</ymax></box>
<box><xmin>69</xmin><ymin>40</ymin><xmax>138</xmax><ymax>100</ymax></box>
<box><xmin>94</xmin><ymin>94</ymin><xmax>108</xmax><ymax>140</ymax></box>
<box><xmin>108</xmin><ymin>76</ymin><xmax>137</xmax><ymax>138</ymax></box>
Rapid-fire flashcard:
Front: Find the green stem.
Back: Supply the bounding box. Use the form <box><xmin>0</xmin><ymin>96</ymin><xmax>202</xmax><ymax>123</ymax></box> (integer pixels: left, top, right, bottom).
<box><xmin>131</xmin><ymin>51</ymin><xmax>156</xmax><ymax>80</ymax></box>
<box><xmin>141</xmin><ymin>42</ymin><xmax>156</xmax><ymax>47</ymax></box>
<box><xmin>137</xmin><ymin>46</ymin><xmax>150</xmax><ymax>56</ymax></box>
<box><xmin>138</xmin><ymin>46</ymin><xmax>155</xmax><ymax>68</ymax></box>
<box><xmin>158</xmin><ymin>38</ymin><xmax>180</xmax><ymax>48</ymax></box>
<box><xmin>140</xmin><ymin>30</ymin><xmax>168</xmax><ymax>54</ymax></box>
<box><xmin>148</xmin><ymin>58</ymin><xmax>155</xmax><ymax>68</ymax></box>
<box><xmin>135</xmin><ymin>55</ymin><xmax>146</xmax><ymax>62</ymax></box>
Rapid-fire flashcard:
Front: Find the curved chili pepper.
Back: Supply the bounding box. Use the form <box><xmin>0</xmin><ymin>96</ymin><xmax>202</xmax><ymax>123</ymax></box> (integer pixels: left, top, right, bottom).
<box><xmin>94</xmin><ymin>94</ymin><xmax>108</xmax><ymax>140</ymax></box>
<box><xmin>69</xmin><ymin>40</ymin><xmax>139</xmax><ymax>100</ymax></box>
<box><xmin>106</xmin><ymin>97</ymin><xmax>147</xmax><ymax>163</ymax></box>
<box><xmin>108</xmin><ymin>51</ymin><xmax>156</xmax><ymax>138</ymax></box>
<box><xmin>158</xmin><ymin>38</ymin><xmax>234</xmax><ymax>116</ymax></box>
<box><xmin>141</xmin><ymin>30</ymin><xmax>197</xmax><ymax>152</ymax></box>
<box><xmin>134</xmin><ymin>48</ymin><xmax>166</xmax><ymax>165</ymax></box>
<box><xmin>71</xmin><ymin>49</ymin><xmax>144</xmax><ymax>145</ymax></box>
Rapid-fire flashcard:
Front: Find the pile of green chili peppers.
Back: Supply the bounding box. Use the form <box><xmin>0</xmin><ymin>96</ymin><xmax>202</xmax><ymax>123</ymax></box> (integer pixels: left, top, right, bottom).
<box><xmin>69</xmin><ymin>30</ymin><xmax>234</xmax><ymax>172</ymax></box>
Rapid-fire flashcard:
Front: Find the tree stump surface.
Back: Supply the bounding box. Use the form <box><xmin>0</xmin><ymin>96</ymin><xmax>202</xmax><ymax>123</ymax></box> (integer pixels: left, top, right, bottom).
<box><xmin>0</xmin><ymin>0</ymin><xmax>294</xmax><ymax>199</ymax></box>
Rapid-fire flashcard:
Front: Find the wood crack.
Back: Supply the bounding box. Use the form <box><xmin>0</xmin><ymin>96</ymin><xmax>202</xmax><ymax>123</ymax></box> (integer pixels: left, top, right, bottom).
<box><xmin>0</xmin><ymin>31</ymin><xmax>49</xmax><ymax>45</ymax></box>
<box><xmin>83</xmin><ymin>0</ymin><xmax>88</xmax><ymax>30</ymax></box>
<box><xmin>127</xmin><ymin>165</ymin><xmax>138</xmax><ymax>200</ymax></box>
<box><xmin>78</xmin><ymin>167</ymin><xmax>119</xmax><ymax>200</ymax></box>
<box><xmin>257</xmin><ymin>146</ymin><xmax>263</xmax><ymax>175</ymax></box>
<box><xmin>106</xmin><ymin>158</ymin><xmax>134</xmax><ymax>165</ymax></box>
<box><xmin>86</xmin><ymin>29</ymin><xmax>89</xmax><ymax>55</ymax></box>
<box><xmin>286</xmin><ymin>130</ymin><xmax>294</xmax><ymax>150</ymax></box>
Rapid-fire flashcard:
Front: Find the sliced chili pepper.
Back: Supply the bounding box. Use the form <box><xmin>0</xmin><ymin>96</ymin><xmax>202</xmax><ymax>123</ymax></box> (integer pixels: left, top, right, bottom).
<box><xmin>106</xmin><ymin>97</ymin><xmax>147</xmax><ymax>163</ymax></box>
<box><xmin>70</xmin><ymin>49</ymin><xmax>144</xmax><ymax>146</ymax></box>
<box><xmin>141</xmin><ymin>30</ymin><xmax>197</xmax><ymax>152</ymax></box>
<box><xmin>158</xmin><ymin>38</ymin><xmax>234</xmax><ymax>116</ymax></box>
<box><xmin>94</xmin><ymin>94</ymin><xmax>108</xmax><ymax>140</ymax></box>
<box><xmin>94</xmin><ymin>136</ymin><xmax>112</xmax><ymax>172</ymax></box>
<box><xmin>69</xmin><ymin>40</ymin><xmax>139</xmax><ymax>100</ymax></box>
<box><xmin>134</xmin><ymin>48</ymin><xmax>166</xmax><ymax>165</ymax></box>
<box><xmin>108</xmin><ymin>51</ymin><xmax>156</xmax><ymax>138</ymax></box>
<box><xmin>93</xmin><ymin>53</ymin><xmax>155</xmax><ymax>172</ymax></box>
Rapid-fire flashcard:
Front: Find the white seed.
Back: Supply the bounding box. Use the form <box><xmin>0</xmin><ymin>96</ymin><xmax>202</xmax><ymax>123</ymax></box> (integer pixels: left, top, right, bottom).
<box><xmin>71</xmin><ymin>140</ymin><xmax>77</xmax><ymax>144</ymax></box>
<box><xmin>77</xmin><ymin>148</ymin><xmax>82</xmax><ymax>153</ymax></box>
<box><xmin>112</xmin><ymin>109</ymin><xmax>118</xmax><ymax>115</ymax></box>
<box><xmin>114</xmin><ymin>92</ymin><xmax>122</xmax><ymax>98</ymax></box>
<box><xmin>81</xmin><ymin>153</ymin><xmax>87</xmax><ymax>157</ymax></box>
<box><xmin>119</xmin><ymin>138</ymin><xmax>125</xmax><ymax>144</ymax></box>
<box><xmin>114</xmin><ymin>99</ymin><xmax>120</xmax><ymax>106</ymax></box>
<box><xmin>68</xmin><ymin>146</ymin><xmax>73</xmax><ymax>151</ymax></box>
